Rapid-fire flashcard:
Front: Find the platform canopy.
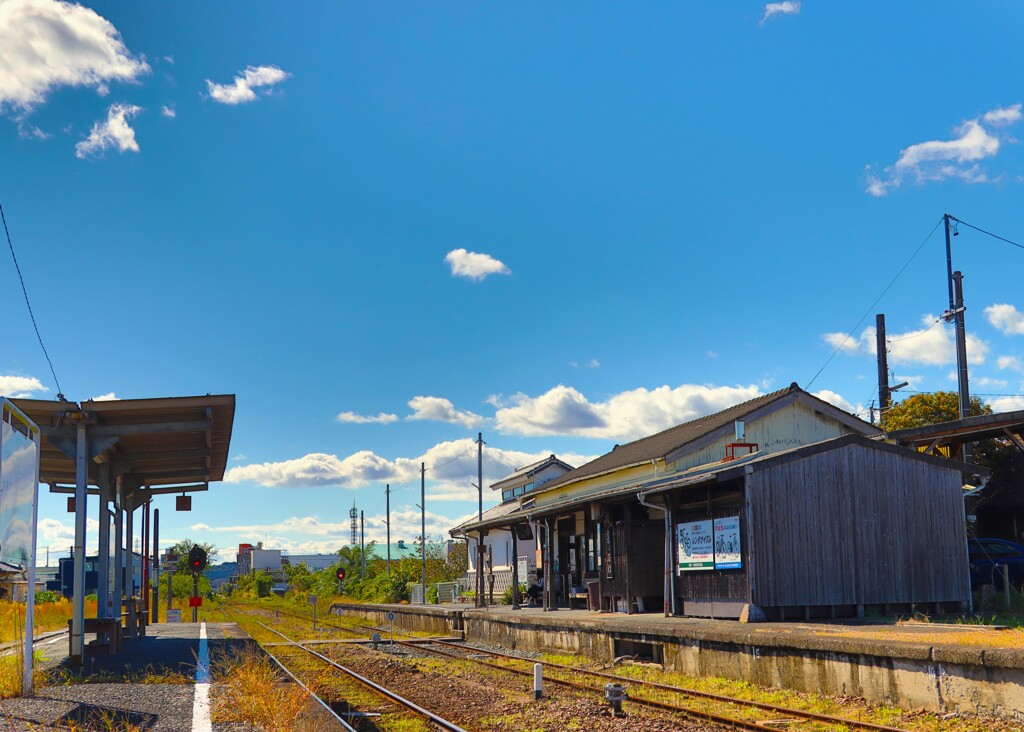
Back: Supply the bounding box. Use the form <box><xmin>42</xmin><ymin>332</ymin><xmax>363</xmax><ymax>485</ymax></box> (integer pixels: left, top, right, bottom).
<box><xmin>886</xmin><ymin>408</ymin><xmax>1024</xmax><ymax>459</ymax></box>
<box><xmin>10</xmin><ymin>394</ymin><xmax>235</xmax><ymax>503</ymax></box>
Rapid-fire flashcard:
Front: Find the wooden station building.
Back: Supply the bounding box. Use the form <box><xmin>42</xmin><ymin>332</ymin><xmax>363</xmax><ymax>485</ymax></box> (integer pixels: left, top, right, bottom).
<box><xmin>454</xmin><ymin>383</ymin><xmax>974</xmax><ymax>619</ymax></box>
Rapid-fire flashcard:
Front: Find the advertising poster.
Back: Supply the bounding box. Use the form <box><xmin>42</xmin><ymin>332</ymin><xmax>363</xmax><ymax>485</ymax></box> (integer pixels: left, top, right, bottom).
<box><xmin>713</xmin><ymin>516</ymin><xmax>742</xmax><ymax>569</ymax></box>
<box><xmin>0</xmin><ymin>421</ymin><xmax>38</xmax><ymax>569</ymax></box>
<box><xmin>677</xmin><ymin>520</ymin><xmax>713</xmax><ymax>571</ymax></box>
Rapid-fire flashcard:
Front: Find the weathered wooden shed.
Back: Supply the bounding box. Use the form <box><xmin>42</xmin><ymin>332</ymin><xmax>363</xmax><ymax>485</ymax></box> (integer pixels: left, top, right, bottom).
<box><xmin>640</xmin><ymin>434</ymin><xmax>973</xmax><ymax>619</ymax></box>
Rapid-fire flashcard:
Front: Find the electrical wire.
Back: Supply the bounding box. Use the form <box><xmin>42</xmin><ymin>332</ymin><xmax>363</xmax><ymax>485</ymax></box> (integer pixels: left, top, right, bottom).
<box><xmin>0</xmin><ymin>202</ymin><xmax>63</xmax><ymax>398</ymax></box>
<box><xmin>885</xmin><ymin>317</ymin><xmax>943</xmax><ymax>343</ymax></box>
<box><xmin>806</xmin><ymin>217</ymin><xmax>944</xmax><ymax>390</ymax></box>
<box><xmin>950</xmin><ymin>216</ymin><xmax>1024</xmax><ymax>251</ymax></box>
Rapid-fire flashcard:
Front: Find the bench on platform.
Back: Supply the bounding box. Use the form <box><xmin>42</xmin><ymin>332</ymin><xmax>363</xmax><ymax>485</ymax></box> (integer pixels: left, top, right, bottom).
<box><xmin>568</xmin><ymin>587</ymin><xmax>589</xmax><ymax>610</ymax></box>
<box><xmin>69</xmin><ymin>617</ymin><xmax>121</xmax><ymax>656</ymax></box>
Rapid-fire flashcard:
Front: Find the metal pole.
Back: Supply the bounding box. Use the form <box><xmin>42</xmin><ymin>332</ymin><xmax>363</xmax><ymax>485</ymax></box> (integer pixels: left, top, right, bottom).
<box><xmin>192</xmin><ymin>572</ymin><xmax>198</xmax><ymax>623</ymax></box>
<box><xmin>386</xmin><ymin>484</ymin><xmax>391</xmax><ymax>579</ymax></box>
<box><xmin>152</xmin><ymin>508</ymin><xmax>159</xmax><ymax>624</ymax></box>
<box><xmin>944</xmin><ymin>214</ymin><xmax>955</xmax><ymax>310</ymax></box>
<box><xmin>360</xmin><ymin>510</ymin><xmax>365</xmax><ymax>579</ymax></box>
<box><xmin>477</xmin><ymin>432</ymin><xmax>483</xmax><ymax>521</ymax></box>
<box><xmin>125</xmin><ymin>497</ymin><xmax>134</xmax><ymax>600</ymax></box>
<box><xmin>96</xmin><ymin>476</ymin><xmax>110</xmax><ymax>620</ymax></box>
<box><xmin>420</xmin><ymin>462</ymin><xmax>426</xmax><ymax>603</ymax></box>
<box><xmin>113</xmin><ymin>479</ymin><xmax>123</xmax><ymax>627</ymax></box>
<box><xmin>71</xmin><ymin>420</ymin><xmax>87</xmax><ymax>664</ymax></box>
<box><xmin>142</xmin><ymin>499</ymin><xmax>150</xmax><ymax>617</ymax></box>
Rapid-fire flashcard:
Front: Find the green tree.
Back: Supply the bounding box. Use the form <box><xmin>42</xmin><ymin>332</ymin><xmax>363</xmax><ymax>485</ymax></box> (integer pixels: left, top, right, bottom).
<box><xmin>882</xmin><ymin>391</ymin><xmax>1012</xmax><ymax>469</ymax></box>
<box><xmin>881</xmin><ymin>391</ymin><xmax>989</xmax><ymax>432</ymax></box>
<box><xmin>167</xmin><ymin>539</ymin><xmax>219</xmax><ymax>573</ymax></box>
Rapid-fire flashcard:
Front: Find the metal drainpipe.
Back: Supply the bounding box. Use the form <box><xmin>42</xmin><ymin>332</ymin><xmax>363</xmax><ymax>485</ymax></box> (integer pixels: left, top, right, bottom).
<box><xmin>636</xmin><ymin>489</ymin><xmax>673</xmax><ymax>617</ymax></box>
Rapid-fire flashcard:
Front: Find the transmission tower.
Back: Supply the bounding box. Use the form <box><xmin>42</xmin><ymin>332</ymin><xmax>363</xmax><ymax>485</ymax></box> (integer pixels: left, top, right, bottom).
<box><xmin>349</xmin><ymin>501</ymin><xmax>358</xmax><ymax>545</ymax></box>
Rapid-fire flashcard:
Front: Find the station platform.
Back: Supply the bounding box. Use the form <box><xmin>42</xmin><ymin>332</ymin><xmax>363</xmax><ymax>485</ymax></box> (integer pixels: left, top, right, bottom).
<box><xmin>0</xmin><ymin>622</ymin><xmax>250</xmax><ymax>731</ymax></box>
<box><xmin>330</xmin><ymin>601</ymin><xmax>1024</xmax><ymax>719</ymax></box>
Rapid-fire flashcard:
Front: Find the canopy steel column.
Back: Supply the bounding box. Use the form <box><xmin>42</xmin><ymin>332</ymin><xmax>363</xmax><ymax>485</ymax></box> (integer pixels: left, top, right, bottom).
<box><xmin>70</xmin><ymin>420</ymin><xmax>87</xmax><ymax>664</ymax></box>
<box><xmin>96</xmin><ymin>464</ymin><xmax>111</xmax><ymax>618</ymax></box>
<box><xmin>113</xmin><ymin>478</ymin><xmax>123</xmax><ymax>624</ymax></box>
<box><xmin>125</xmin><ymin>496</ymin><xmax>135</xmax><ymax>600</ymax></box>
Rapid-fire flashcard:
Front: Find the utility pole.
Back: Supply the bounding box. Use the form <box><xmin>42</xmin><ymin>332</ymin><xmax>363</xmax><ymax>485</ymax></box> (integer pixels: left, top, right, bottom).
<box><xmin>477</xmin><ymin>432</ymin><xmax>484</xmax><ymax>607</ymax></box>
<box><xmin>420</xmin><ymin>463</ymin><xmax>427</xmax><ymax>603</ymax></box>
<box><xmin>943</xmin><ymin>213</ymin><xmax>973</xmax><ymax>463</ymax></box>
<box><xmin>385</xmin><ymin>484</ymin><xmax>391</xmax><ymax>579</ymax></box>
<box><xmin>360</xmin><ymin>510</ymin><xmax>365</xmax><ymax>579</ymax></box>
<box><xmin>875</xmin><ymin>314</ymin><xmax>890</xmax><ymax>423</ymax></box>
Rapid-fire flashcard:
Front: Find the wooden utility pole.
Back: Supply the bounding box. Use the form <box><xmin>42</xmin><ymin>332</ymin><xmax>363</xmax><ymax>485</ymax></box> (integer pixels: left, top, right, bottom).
<box><xmin>944</xmin><ymin>213</ymin><xmax>973</xmax><ymax>463</ymax></box>
<box><xmin>875</xmin><ymin>314</ymin><xmax>890</xmax><ymax>422</ymax></box>
<box><xmin>385</xmin><ymin>484</ymin><xmax>391</xmax><ymax>579</ymax></box>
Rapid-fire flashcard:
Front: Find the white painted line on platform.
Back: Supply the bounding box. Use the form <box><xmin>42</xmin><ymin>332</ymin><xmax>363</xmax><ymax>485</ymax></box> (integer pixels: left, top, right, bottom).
<box><xmin>192</xmin><ymin>622</ymin><xmax>212</xmax><ymax>732</ymax></box>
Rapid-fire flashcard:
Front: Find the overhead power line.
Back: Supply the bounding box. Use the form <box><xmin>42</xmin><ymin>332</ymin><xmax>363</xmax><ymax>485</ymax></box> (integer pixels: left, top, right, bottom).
<box><xmin>950</xmin><ymin>216</ymin><xmax>1024</xmax><ymax>251</ymax></box>
<box><xmin>806</xmin><ymin>217</ymin><xmax>944</xmax><ymax>390</ymax></box>
<box><xmin>0</xmin><ymin>202</ymin><xmax>63</xmax><ymax>399</ymax></box>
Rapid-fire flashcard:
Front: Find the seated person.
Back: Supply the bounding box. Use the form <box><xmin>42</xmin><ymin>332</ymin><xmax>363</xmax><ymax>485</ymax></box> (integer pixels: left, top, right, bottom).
<box><xmin>525</xmin><ymin>572</ymin><xmax>544</xmax><ymax>605</ymax></box>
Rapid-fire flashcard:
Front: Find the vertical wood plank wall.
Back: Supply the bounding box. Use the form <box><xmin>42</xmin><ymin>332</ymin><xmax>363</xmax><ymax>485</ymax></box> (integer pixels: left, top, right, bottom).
<box><xmin>748</xmin><ymin>444</ymin><xmax>969</xmax><ymax>607</ymax></box>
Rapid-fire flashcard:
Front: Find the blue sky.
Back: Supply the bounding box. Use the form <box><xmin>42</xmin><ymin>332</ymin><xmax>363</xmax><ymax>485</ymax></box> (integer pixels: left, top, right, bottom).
<box><xmin>2</xmin><ymin>1</ymin><xmax>1024</xmax><ymax>564</ymax></box>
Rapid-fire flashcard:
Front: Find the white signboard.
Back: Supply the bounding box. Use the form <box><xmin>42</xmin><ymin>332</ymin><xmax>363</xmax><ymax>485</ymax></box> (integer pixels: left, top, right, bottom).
<box><xmin>713</xmin><ymin>516</ymin><xmax>742</xmax><ymax>569</ymax></box>
<box><xmin>677</xmin><ymin>520</ymin><xmax>714</xmax><ymax>571</ymax></box>
<box><xmin>517</xmin><ymin>555</ymin><xmax>530</xmax><ymax>583</ymax></box>
<box><xmin>166</xmin><ymin>609</ymin><xmax>182</xmax><ymax>623</ymax></box>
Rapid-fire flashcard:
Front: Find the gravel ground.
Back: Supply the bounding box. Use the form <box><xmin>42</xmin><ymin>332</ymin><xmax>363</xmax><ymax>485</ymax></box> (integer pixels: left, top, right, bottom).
<box><xmin>0</xmin><ymin>683</ymin><xmax>195</xmax><ymax>731</ymax></box>
<box><xmin>322</xmin><ymin>641</ymin><xmax>728</xmax><ymax>731</ymax></box>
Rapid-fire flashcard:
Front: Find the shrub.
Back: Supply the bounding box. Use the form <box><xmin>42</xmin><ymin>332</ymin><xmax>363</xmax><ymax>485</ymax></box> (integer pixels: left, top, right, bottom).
<box><xmin>501</xmin><ymin>584</ymin><xmax>527</xmax><ymax>605</ymax></box>
<box><xmin>33</xmin><ymin>590</ymin><xmax>61</xmax><ymax>605</ymax></box>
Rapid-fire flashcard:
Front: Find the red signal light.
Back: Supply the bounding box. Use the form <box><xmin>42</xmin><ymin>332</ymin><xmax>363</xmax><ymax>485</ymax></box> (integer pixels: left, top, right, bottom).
<box><xmin>336</xmin><ymin>567</ymin><xmax>346</xmax><ymax>581</ymax></box>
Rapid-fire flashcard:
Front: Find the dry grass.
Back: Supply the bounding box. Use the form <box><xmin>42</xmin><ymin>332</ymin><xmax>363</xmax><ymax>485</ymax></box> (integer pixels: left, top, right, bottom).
<box><xmin>210</xmin><ymin>644</ymin><xmax>319</xmax><ymax>732</ymax></box>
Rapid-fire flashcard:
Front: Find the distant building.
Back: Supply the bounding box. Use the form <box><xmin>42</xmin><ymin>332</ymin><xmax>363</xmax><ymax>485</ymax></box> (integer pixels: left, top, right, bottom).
<box><xmin>235</xmin><ymin>542</ymin><xmax>282</xmax><ymax>575</ymax></box>
<box><xmin>452</xmin><ymin>454</ymin><xmax>575</xmax><ymax>596</ymax></box>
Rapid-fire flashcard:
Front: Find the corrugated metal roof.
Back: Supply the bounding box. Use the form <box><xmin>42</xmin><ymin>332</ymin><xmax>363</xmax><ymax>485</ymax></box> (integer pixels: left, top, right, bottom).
<box><xmin>11</xmin><ymin>395</ymin><xmax>235</xmax><ymax>502</ymax></box>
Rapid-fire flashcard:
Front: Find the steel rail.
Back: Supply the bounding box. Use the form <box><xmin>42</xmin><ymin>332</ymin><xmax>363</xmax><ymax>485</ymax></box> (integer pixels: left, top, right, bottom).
<box><xmin>252</xmin><ymin>621</ymin><xmax>468</xmax><ymax>732</ymax></box>
<box><xmin>218</xmin><ymin>604</ymin><xmax>359</xmax><ymax>731</ymax></box>
<box><xmin>416</xmin><ymin>637</ymin><xmax>914</xmax><ymax>732</ymax></box>
<box><xmin>397</xmin><ymin>638</ymin><xmax>916</xmax><ymax>732</ymax></box>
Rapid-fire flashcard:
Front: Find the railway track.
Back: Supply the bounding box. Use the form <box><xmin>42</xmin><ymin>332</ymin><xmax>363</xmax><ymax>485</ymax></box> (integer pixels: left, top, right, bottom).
<box><xmin>222</xmin><ymin>604</ymin><xmax>467</xmax><ymax>730</ymax></box>
<box><xmin>397</xmin><ymin>637</ymin><xmax>914</xmax><ymax>732</ymax></box>
<box><xmin>234</xmin><ymin>601</ymin><xmax>922</xmax><ymax>732</ymax></box>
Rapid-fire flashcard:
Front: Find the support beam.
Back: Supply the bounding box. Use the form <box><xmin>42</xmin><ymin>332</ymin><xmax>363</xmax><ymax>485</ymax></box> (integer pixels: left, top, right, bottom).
<box><xmin>544</xmin><ymin>517</ymin><xmax>556</xmax><ymax>611</ymax></box>
<box><xmin>96</xmin><ymin>470</ymin><xmax>110</xmax><ymax>620</ymax></box>
<box><xmin>71</xmin><ymin>422</ymin><xmax>87</xmax><ymax>664</ymax></box>
<box><xmin>511</xmin><ymin>525</ymin><xmax>520</xmax><ymax>610</ymax></box>
<box><xmin>113</xmin><ymin>478</ymin><xmax>123</xmax><ymax>631</ymax></box>
<box><xmin>1002</xmin><ymin>428</ymin><xmax>1024</xmax><ymax>453</ymax></box>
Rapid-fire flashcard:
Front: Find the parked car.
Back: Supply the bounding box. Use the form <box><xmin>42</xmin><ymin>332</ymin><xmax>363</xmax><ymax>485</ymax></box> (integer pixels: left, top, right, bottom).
<box><xmin>967</xmin><ymin>538</ymin><xmax>1024</xmax><ymax>591</ymax></box>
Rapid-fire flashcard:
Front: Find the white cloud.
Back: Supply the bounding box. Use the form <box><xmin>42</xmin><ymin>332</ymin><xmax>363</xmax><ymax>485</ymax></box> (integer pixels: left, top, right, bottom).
<box><xmin>336</xmin><ymin>411</ymin><xmax>399</xmax><ymax>425</ymax></box>
<box><xmin>812</xmin><ymin>390</ymin><xmax>854</xmax><ymax>414</ymax></box>
<box><xmin>998</xmin><ymin>355</ymin><xmax>1024</xmax><ymax>373</ymax></box>
<box><xmin>985</xmin><ymin>304</ymin><xmax>1024</xmax><ymax>336</ymax></box>
<box><xmin>0</xmin><ymin>375</ymin><xmax>47</xmax><ymax>398</ymax></box>
<box><xmin>224</xmin><ymin>439</ymin><xmax>595</xmax><ymax>497</ymax></box>
<box><xmin>824</xmin><ymin>316</ymin><xmax>988</xmax><ymax>367</ymax></box>
<box><xmin>760</xmin><ymin>1</ymin><xmax>800</xmax><ymax>25</ymax></box>
<box><xmin>160</xmin><ymin>105</ymin><xmax>175</xmax><ymax>118</ymax></box>
<box><xmin>89</xmin><ymin>392</ymin><xmax>118</xmax><ymax>401</ymax></box>
<box><xmin>974</xmin><ymin>376</ymin><xmax>1009</xmax><ymax>389</ymax></box>
<box><xmin>493</xmin><ymin>383</ymin><xmax>764</xmax><ymax>440</ymax></box>
<box><xmin>990</xmin><ymin>395</ymin><xmax>1024</xmax><ymax>413</ymax></box>
<box><xmin>189</xmin><ymin>511</ymin><xmax>469</xmax><ymax>554</ymax></box>
<box><xmin>206</xmin><ymin>65</ymin><xmax>290</xmax><ymax>105</ymax></box>
<box><xmin>407</xmin><ymin>396</ymin><xmax>484</xmax><ymax>428</ymax></box>
<box><xmin>444</xmin><ymin>248</ymin><xmax>510</xmax><ymax>281</ymax></box>
<box><xmin>0</xmin><ymin>0</ymin><xmax>149</xmax><ymax>114</ymax></box>
<box><xmin>983</xmin><ymin>104</ymin><xmax>1022</xmax><ymax>127</ymax></box>
<box><xmin>75</xmin><ymin>103</ymin><xmax>141</xmax><ymax>158</ymax></box>
<box><xmin>865</xmin><ymin>106</ymin><xmax>1019</xmax><ymax>196</ymax></box>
